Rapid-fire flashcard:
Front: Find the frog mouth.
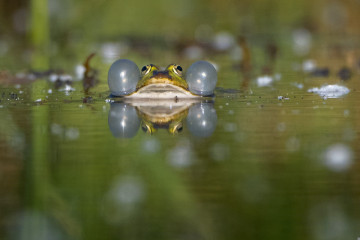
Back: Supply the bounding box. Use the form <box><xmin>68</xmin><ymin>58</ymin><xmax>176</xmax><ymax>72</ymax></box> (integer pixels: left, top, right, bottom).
<box><xmin>128</xmin><ymin>83</ymin><xmax>199</xmax><ymax>99</ymax></box>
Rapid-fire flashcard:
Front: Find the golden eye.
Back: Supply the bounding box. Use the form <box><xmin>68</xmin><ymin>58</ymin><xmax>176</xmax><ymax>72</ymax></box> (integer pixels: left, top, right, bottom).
<box><xmin>177</xmin><ymin>125</ymin><xmax>183</xmax><ymax>132</ymax></box>
<box><xmin>170</xmin><ymin>122</ymin><xmax>183</xmax><ymax>134</ymax></box>
<box><xmin>173</xmin><ymin>65</ymin><xmax>183</xmax><ymax>76</ymax></box>
<box><xmin>141</xmin><ymin>123</ymin><xmax>150</xmax><ymax>133</ymax></box>
<box><xmin>141</xmin><ymin>65</ymin><xmax>151</xmax><ymax>75</ymax></box>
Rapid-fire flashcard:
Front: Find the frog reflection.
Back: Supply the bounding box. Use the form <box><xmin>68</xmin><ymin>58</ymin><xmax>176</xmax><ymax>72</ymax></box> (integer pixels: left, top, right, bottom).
<box><xmin>108</xmin><ymin>101</ymin><xmax>217</xmax><ymax>138</ymax></box>
<box><xmin>137</xmin><ymin>102</ymin><xmax>189</xmax><ymax>135</ymax></box>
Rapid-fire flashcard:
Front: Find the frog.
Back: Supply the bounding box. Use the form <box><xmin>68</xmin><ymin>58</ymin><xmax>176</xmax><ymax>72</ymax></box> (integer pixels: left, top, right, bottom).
<box><xmin>108</xmin><ymin>59</ymin><xmax>218</xmax><ymax>99</ymax></box>
<box><xmin>129</xmin><ymin>64</ymin><xmax>198</xmax><ymax>99</ymax></box>
<box><xmin>108</xmin><ymin>101</ymin><xmax>217</xmax><ymax>137</ymax></box>
<box><xmin>138</xmin><ymin>105</ymin><xmax>187</xmax><ymax>134</ymax></box>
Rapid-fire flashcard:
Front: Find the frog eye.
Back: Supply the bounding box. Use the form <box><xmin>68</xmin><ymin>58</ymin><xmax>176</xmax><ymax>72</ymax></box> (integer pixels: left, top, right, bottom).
<box><xmin>174</xmin><ymin>65</ymin><xmax>183</xmax><ymax>76</ymax></box>
<box><xmin>141</xmin><ymin>124</ymin><xmax>149</xmax><ymax>132</ymax></box>
<box><xmin>141</xmin><ymin>65</ymin><xmax>151</xmax><ymax>75</ymax></box>
<box><xmin>176</xmin><ymin>125</ymin><xmax>183</xmax><ymax>133</ymax></box>
<box><xmin>169</xmin><ymin>122</ymin><xmax>183</xmax><ymax>134</ymax></box>
<box><xmin>141</xmin><ymin>122</ymin><xmax>155</xmax><ymax>134</ymax></box>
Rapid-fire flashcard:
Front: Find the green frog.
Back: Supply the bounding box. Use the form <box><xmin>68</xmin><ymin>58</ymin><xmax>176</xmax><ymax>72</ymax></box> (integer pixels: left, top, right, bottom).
<box><xmin>128</xmin><ymin>64</ymin><xmax>198</xmax><ymax>99</ymax></box>
<box><xmin>108</xmin><ymin>59</ymin><xmax>217</xmax><ymax>98</ymax></box>
<box><xmin>137</xmin><ymin>103</ymin><xmax>188</xmax><ymax>134</ymax></box>
<box><xmin>108</xmin><ymin>101</ymin><xmax>217</xmax><ymax>137</ymax></box>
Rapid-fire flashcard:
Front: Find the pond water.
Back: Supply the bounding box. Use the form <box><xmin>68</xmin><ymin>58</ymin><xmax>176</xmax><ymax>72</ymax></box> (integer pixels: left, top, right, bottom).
<box><xmin>0</xmin><ymin>35</ymin><xmax>360</xmax><ymax>240</ymax></box>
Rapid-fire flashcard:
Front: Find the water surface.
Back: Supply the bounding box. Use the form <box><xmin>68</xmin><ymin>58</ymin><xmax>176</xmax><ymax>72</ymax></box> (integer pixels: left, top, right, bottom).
<box><xmin>0</xmin><ymin>36</ymin><xmax>360</xmax><ymax>240</ymax></box>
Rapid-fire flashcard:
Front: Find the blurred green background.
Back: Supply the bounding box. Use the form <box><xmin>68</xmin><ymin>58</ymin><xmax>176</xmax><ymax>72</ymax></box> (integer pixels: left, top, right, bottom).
<box><xmin>1</xmin><ymin>0</ymin><xmax>360</xmax><ymax>70</ymax></box>
<box><xmin>2</xmin><ymin>0</ymin><xmax>360</xmax><ymax>38</ymax></box>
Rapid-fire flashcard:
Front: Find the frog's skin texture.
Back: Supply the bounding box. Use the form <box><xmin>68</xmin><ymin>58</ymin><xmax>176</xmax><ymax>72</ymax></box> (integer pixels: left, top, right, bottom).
<box><xmin>137</xmin><ymin>64</ymin><xmax>188</xmax><ymax>89</ymax></box>
<box><xmin>128</xmin><ymin>64</ymin><xmax>199</xmax><ymax>99</ymax></box>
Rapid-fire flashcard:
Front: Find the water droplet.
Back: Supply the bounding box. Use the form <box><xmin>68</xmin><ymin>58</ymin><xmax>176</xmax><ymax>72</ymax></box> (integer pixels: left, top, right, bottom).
<box><xmin>256</xmin><ymin>75</ymin><xmax>273</xmax><ymax>87</ymax></box>
<box><xmin>209</xmin><ymin>143</ymin><xmax>229</xmax><ymax>161</ymax></box>
<box><xmin>167</xmin><ymin>140</ymin><xmax>194</xmax><ymax>168</ymax></box>
<box><xmin>323</xmin><ymin>144</ymin><xmax>353</xmax><ymax>172</ymax></box>
<box><xmin>142</xmin><ymin>138</ymin><xmax>161</xmax><ymax>154</ymax></box>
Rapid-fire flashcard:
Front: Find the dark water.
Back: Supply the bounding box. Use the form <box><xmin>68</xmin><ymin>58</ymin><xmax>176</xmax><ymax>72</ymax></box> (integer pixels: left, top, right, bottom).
<box><xmin>1</xmin><ymin>38</ymin><xmax>360</xmax><ymax>240</ymax></box>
